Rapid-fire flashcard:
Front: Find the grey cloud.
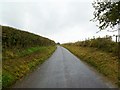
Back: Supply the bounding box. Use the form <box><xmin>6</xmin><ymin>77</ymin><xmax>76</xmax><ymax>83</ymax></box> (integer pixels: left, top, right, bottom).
<box><xmin>0</xmin><ymin>0</ymin><xmax>117</xmax><ymax>43</ymax></box>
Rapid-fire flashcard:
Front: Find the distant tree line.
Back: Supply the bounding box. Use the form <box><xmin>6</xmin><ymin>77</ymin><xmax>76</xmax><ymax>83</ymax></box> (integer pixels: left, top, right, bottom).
<box><xmin>2</xmin><ymin>26</ymin><xmax>55</xmax><ymax>50</ymax></box>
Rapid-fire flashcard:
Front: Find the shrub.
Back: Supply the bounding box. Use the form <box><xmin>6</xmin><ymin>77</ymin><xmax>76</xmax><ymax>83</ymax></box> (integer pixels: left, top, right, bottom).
<box><xmin>2</xmin><ymin>26</ymin><xmax>55</xmax><ymax>50</ymax></box>
<box><xmin>74</xmin><ymin>36</ymin><xmax>118</xmax><ymax>56</ymax></box>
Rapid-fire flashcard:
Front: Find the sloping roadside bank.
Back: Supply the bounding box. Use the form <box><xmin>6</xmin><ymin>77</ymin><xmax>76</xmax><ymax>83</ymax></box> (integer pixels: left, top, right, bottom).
<box><xmin>2</xmin><ymin>46</ymin><xmax>56</xmax><ymax>88</ymax></box>
<box><xmin>62</xmin><ymin>45</ymin><xmax>119</xmax><ymax>87</ymax></box>
<box><xmin>2</xmin><ymin>25</ymin><xmax>56</xmax><ymax>88</ymax></box>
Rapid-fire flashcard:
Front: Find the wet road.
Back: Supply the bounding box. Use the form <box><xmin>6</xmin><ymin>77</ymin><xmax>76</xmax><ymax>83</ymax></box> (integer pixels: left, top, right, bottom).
<box><xmin>13</xmin><ymin>46</ymin><xmax>114</xmax><ymax>88</ymax></box>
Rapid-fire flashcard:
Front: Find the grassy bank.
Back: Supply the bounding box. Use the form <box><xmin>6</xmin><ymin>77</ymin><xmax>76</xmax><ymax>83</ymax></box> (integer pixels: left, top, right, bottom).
<box><xmin>2</xmin><ymin>25</ymin><xmax>56</xmax><ymax>88</ymax></box>
<box><xmin>62</xmin><ymin>44</ymin><xmax>119</xmax><ymax>87</ymax></box>
<box><xmin>74</xmin><ymin>35</ymin><xmax>118</xmax><ymax>56</ymax></box>
<box><xmin>2</xmin><ymin>46</ymin><xmax>56</xmax><ymax>88</ymax></box>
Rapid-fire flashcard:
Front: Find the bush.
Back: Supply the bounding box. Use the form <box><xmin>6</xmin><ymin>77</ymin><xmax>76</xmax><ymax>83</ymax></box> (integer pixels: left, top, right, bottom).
<box><xmin>74</xmin><ymin>36</ymin><xmax>118</xmax><ymax>56</ymax></box>
<box><xmin>2</xmin><ymin>26</ymin><xmax>55</xmax><ymax>50</ymax></box>
<box><xmin>2</xmin><ymin>26</ymin><xmax>56</xmax><ymax>60</ymax></box>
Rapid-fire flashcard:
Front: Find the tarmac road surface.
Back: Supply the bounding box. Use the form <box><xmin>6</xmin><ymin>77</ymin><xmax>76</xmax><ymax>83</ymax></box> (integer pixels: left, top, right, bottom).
<box><xmin>13</xmin><ymin>46</ymin><xmax>115</xmax><ymax>88</ymax></box>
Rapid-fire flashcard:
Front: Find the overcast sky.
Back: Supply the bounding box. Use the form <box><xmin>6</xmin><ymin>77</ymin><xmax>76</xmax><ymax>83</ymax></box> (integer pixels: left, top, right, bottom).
<box><xmin>0</xmin><ymin>0</ymin><xmax>118</xmax><ymax>43</ymax></box>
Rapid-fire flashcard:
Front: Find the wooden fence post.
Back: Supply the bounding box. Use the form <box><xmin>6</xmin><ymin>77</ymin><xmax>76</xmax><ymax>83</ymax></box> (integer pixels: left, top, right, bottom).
<box><xmin>118</xmin><ymin>23</ymin><xmax>120</xmax><ymax>87</ymax></box>
<box><xmin>116</xmin><ymin>35</ymin><xmax>118</xmax><ymax>43</ymax></box>
<box><xmin>118</xmin><ymin>24</ymin><xmax>120</xmax><ymax>59</ymax></box>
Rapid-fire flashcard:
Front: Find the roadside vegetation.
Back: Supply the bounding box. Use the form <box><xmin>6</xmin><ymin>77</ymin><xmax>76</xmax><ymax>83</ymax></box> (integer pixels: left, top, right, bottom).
<box><xmin>75</xmin><ymin>35</ymin><xmax>118</xmax><ymax>56</ymax></box>
<box><xmin>62</xmin><ymin>36</ymin><xmax>119</xmax><ymax>87</ymax></box>
<box><xmin>2</xmin><ymin>26</ymin><xmax>56</xmax><ymax>88</ymax></box>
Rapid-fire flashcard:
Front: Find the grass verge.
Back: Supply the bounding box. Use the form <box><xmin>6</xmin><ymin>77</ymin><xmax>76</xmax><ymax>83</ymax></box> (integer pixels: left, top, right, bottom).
<box><xmin>62</xmin><ymin>45</ymin><xmax>119</xmax><ymax>87</ymax></box>
<box><xmin>2</xmin><ymin>45</ymin><xmax>56</xmax><ymax>88</ymax></box>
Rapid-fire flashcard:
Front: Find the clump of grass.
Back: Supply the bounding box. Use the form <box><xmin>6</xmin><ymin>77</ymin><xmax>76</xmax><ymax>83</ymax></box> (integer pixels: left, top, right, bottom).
<box><xmin>63</xmin><ymin>45</ymin><xmax>119</xmax><ymax>87</ymax></box>
<box><xmin>2</xmin><ymin>70</ymin><xmax>15</xmax><ymax>87</ymax></box>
